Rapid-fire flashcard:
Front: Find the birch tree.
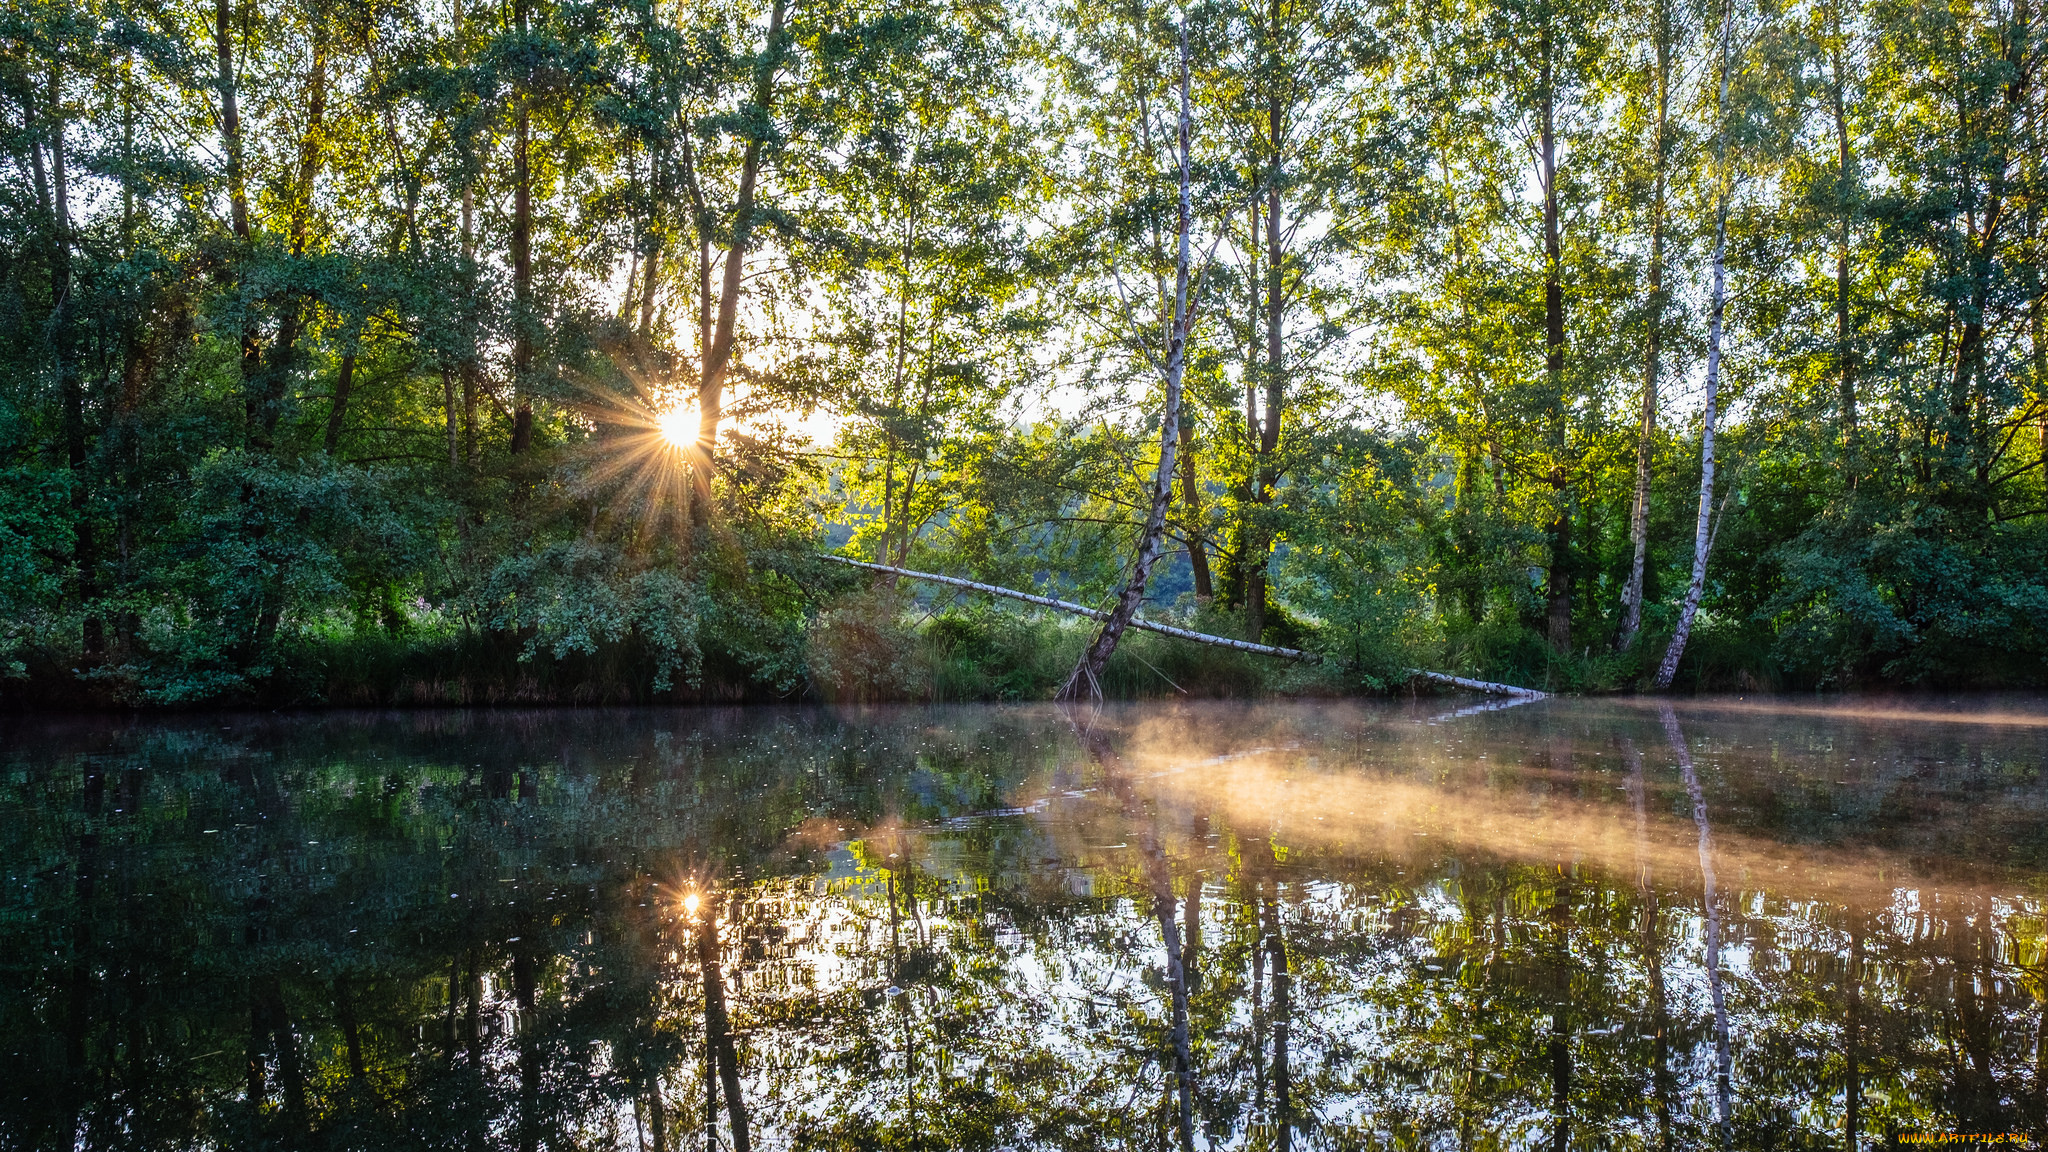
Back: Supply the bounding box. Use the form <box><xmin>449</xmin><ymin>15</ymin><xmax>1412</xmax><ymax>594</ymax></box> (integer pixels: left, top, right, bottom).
<box><xmin>1060</xmin><ymin>22</ymin><xmax>1214</xmax><ymax>701</ymax></box>
<box><xmin>1653</xmin><ymin>0</ymin><xmax>1736</xmax><ymax>689</ymax></box>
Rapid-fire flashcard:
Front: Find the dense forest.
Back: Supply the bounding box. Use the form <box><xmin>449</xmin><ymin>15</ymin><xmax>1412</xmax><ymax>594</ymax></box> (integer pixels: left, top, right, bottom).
<box><xmin>3</xmin><ymin>0</ymin><xmax>2046</xmax><ymax>705</ymax></box>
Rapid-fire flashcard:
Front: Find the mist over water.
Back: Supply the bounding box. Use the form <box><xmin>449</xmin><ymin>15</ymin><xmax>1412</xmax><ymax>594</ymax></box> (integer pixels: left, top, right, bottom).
<box><xmin>3</xmin><ymin>698</ymin><xmax>2045</xmax><ymax>1149</ymax></box>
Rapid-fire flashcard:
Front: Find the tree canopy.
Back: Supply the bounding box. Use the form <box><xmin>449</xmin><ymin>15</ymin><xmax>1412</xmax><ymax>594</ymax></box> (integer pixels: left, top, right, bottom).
<box><xmin>3</xmin><ymin>0</ymin><xmax>2046</xmax><ymax>703</ymax></box>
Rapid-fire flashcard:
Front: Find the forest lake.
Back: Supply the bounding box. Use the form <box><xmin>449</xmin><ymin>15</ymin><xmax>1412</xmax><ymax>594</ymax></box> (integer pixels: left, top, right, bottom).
<box><xmin>4</xmin><ymin>696</ymin><xmax>2046</xmax><ymax>1149</ymax></box>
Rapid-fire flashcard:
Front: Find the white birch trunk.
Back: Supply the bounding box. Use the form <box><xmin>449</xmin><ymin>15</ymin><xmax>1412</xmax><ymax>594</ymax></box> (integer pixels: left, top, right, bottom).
<box><xmin>1654</xmin><ymin>0</ymin><xmax>1735</xmax><ymax>691</ymax></box>
<box><xmin>1060</xmin><ymin>25</ymin><xmax>1200</xmax><ymax>701</ymax></box>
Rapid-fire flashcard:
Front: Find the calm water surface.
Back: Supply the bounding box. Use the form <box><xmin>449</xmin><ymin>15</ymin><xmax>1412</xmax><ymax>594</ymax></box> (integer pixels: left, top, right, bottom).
<box><xmin>5</xmin><ymin>698</ymin><xmax>2047</xmax><ymax>1150</ymax></box>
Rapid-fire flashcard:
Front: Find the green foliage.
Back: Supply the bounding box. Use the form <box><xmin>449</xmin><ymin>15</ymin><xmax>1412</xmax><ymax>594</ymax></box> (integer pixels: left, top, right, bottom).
<box><xmin>5</xmin><ymin>0</ymin><xmax>2048</xmax><ymax>706</ymax></box>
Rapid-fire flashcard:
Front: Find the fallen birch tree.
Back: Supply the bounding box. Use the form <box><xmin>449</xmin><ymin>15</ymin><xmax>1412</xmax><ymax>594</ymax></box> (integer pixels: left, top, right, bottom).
<box><xmin>820</xmin><ymin>556</ymin><xmax>1546</xmax><ymax>698</ymax></box>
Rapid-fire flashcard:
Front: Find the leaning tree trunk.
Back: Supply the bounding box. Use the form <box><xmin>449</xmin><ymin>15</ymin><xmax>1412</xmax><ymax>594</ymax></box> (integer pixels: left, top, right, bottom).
<box><xmin>1061</xmin><ymin>25</ymin><xmax>1204</xmax><ymax>701</ymax></box>
<box><xmin>1654</xmin><ymin>0</ymin><xmax>1734</xmax><ymax>691</ymax></box>
<box><xmin>693</xmin><ymin>0</ymin><xmax>787</xmax><ymax>512</ymax></box>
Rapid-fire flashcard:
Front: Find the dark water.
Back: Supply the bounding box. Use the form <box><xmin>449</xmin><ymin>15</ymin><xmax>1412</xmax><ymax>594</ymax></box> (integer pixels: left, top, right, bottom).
<box><xmin>5</xmin><ymin>698</ymin><xmax>2047</xmax><ymax>1151</ymax></box>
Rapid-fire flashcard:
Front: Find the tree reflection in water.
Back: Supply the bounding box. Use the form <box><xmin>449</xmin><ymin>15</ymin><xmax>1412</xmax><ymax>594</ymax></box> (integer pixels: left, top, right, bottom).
<box><xmin>3</xmin><ymin>699</ymin><xmax>2048</xmax><ymax>1149</ymax></box>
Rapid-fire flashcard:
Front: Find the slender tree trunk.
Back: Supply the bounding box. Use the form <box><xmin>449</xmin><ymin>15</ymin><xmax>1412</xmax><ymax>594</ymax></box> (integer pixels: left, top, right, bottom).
<box><xmin>1846</xmin><ymin>916</ymin><xmax>1862</xmax><ymax>1151</ymax></box>
<box><xmin>1667</xmin><ymin>706</ymin><xmax>1732</xmax><ymax>1145</ymax></box>
<box><xmin>261</xmin><ymin>25</ymin><xmax>329</xmax><ymax>446</ymax></box>
<box><xmin>1268</xmin><ymin>882</ymin><xmax>1292</xmax><ymax>1152</ymax></box>
<box><xmin>1539</xmin><ymin>29</ymin><xmax>1571</xmax><ymax>655</ymax></box>
<box><xmin>1251</xmin><ymin>882</ymin><xmax>1266</xmax><ymax>1117</ymax></box>
<box><xmin>216</xmin><ymin>0</ymin><xmax>262</xmax><ymax>446</ymax></box>
<box><xmin>463</xmin><ymin>954</ymin><xmax>483</xmax><ymax>1109</ymax></box>
<box><xmin>444</xmin><ymin>367</ymin><xmax>461</xmax><ymax>465</ymax></box>
<box><xmin>247</xmin><ymin>991</ymin><xmax>267</xmax><ymax>1110</ymax></box>
<box><xmin>1655</xmin><ymin>0</ymin><xmax>1734</xmax><ymax>690</ymax></box>
<box><xmin>681</xmin><ymin>135</ymin><xmax>712</xmax><ymax>380</ymax></box>
<box><xmin>694</xmin><ymin>0</ymin><xmax>788</xmax><ymax>506</ymax></box>
<box><xmin>648</xmin><ymin>1083</ymin><xmax>668</xmax><ymax>1152</ymax></box>
<box><xmin>1831</xmin><ymin>33</ymin><xmax>1860</xmax><ymax>490</ymax></box>
<box><xmin>1620</xmin><ymin>11</ymin><xmax>1671</xmax><ymax>650</ymax></box>
<box><xmin>1626</xmin><ymin>739</ymin><xmax>1675</xmax><ymax>1152</ymax></box>
<box><xmin>697</xmin><ymin>893</ymin><xmax>750</xmax><ymax>1152</ymax></box>
<box><xmin>461</xmin><ymin>179</ymin><xmax>480</xmax><ymax>466</ymax></box>
<box><xmin>510</xmin><ymin>0</ymin><xmax>535</xmax><ymax>455</ymax></box>
<box><xmin>442</xmin><ymin>955</ymin><xmax>459</xmax><ymax>1067</ymax></box>
<box><xmin>264</xmin><ymin>978</ymin><xmax>308</xmax><ymax>1131</ymax></box>
<box><xmin>1178</xmin><ymin>422</ymin><xmax>1213</xmax><ymax>602</ymax></box>
<box><xmin>1548</xmin><ymin>879</ymin><xmax>1571</xmax><ymax>1152</ymax></box>
<box><xmin>1183</xmin><ymin>843</ymin><xmax>1203</xmax><ymax>990</ymax></box>
<box><xmin>1061</xmin><ymin>27</ymin><xmax>1203</xmax><ymax>700</ymax></box>
<box><xmin>46</xmin><ymin>64</ymin><xmax>101</xmax><ymax>657</ymax></box>
<box><xmin>336</xmin><ymin>975</ymin><xmax>367</xmax><ymax>1084</ymax></box>
<box><xmin>1228</xmin><ymin>192</ymin><xmax>1260</xmax><ymax>616</ymax></box>
<box><xmin>639</xmin><ymin>238</ymin><xmax>663</xmax><ymax>338</ymax></box>
<box><xmin>514</xmin><ymin>945</ymin><xmax>540</xmax><ymax>1152</ymax></box>
<box><xmin>703</xmin><ymin>1010</ymin><xmax>719</xmax><ymax>1152</ymax></box>
<box><xmin>1246</xmin><ymin>13</ymin><xmax>1286</xmax><ymax>643</ymax></box>
<box><xmin>1142</xmin><ymin>839</ymin><xmax>1195</xmax><ymax>1152</ymax></box>
<box><xmin>639</xmin><ymin>147</ymin><xmax>663</xmax><ymax>339</ymax></box>
<box><xmin>63</xmin><ymin>769</ymin><xmax>100</xmax><ymax>1147</ymax></box>
<box><xmin>324</xmin><ymin>354</ymin><xmax>355</xmax><ymax>453</ymax></box>
<box><xmin>454</xmin><ymin>0</ymin><xmax>482</xmax><ymax>468</ymax></box>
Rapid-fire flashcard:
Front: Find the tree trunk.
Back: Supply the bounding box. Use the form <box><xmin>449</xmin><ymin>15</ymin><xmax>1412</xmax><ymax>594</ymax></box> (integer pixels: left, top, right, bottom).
<box><xmin>648</xmin><ymin>1083</ymin><xmax>668</xmax><ymax>1152</ymax></box>
<box><xmin>324</xmin><ymin>354</ymin><xmax>355</xmax><ymax>453</ymax></box>
<box><xmin>444</xmin><ymin>367</ymin><xmax>461</xmax><ymax>465</ymax></box>
<box><xmin>1150</xmin><ymin>852</ymin><xmax>1195</xmax><ymax>1152</ymax></box>
<box><xmin>46</xmin><ymin>64</ymin><xmax>101</xmax><ymax>657</ymax></box>
<box><xmin>263</xmin><ymin>977</ymin><xmax>309</xmax><ymax>1132</ymax></box>
<box><xmin>1060</xmin><ymin>27</ymin><xmax>1203</xmax><ymax>700</ymax></box>
<box><xmin>1539</xmin><ymin>27</ymin><xmax>1571</xmax><ymax>656</ymax></box>
<box><xmin>260</xmin><ymin>25</ymin><xmax>329</xmax><ymax>447</ymax></box>
<box><xmin>1245</xmin><ymin>14</ymin><xmax>1286</xmax><ymax>643</ymax></box>
<box><xmin>1234</xmin><ymin>193</ymin><xmax>1260</xmax><ymax>619</ymax></box>
<box><xmin>1666</xmin><ymin>706</ymin><xmax>1732</xmax><ymax>1144</ymax></box>
<box><xmin>1251</xmin><ymin>882</ymin><xmax>1266</xmax><ymax>1116</ymax></box>
<box><xmin>1620</xmin><ymin>9</ymin><xmax>1670</xmax><ymax>651</ymax></box>
<box><xmin>1627</xmin><ymin>739</ymin><xmax>1675</xmax><ymax>1152</ymax></box>
<box><xmin>1654</xmin><ymin>0</ymin><xmax>1734</xmax><ymax>691</ymax></box>
<box><xmin>336</xmin><ymin>975</ymin><xmax>367</xmax><ymax>1084</ymax></box>
<box><xmin>1268</xmin><ymin>882</ymin><xmax>1292</xmax><ymax>1152</ymax></box>
<box><xmin>697</xmin><ymin>892</ymin><xmax>750</xmax><ymax>1152</ymax></box>
<box><xmin>694</xmin><ymin>0</ymin><xmax>789</xmax><ymax>504</ymax></box>
<box><xmin>1831</xmin><ymin>32</ymin><xmax>1859</xmax><ymax>490</ymax></box>
<box><xmin>1846</xmin><ymin>916</ymin><xmax>1862</xmax><ymax>1152</ymax></box>
<box><xmin>215</xmin><ymin>0</ymin><xmax>263</xmax><ymax>447</ymax></box>
<box><xmin>510</xmin><ymin>0</ymin><xmax>535</xmax><ymax>455</ymax></box>
<box><xmin>514</xmin><ymin>945</ymin><xmax>540</xmax><ymax>1152</ymax></box>
<box><xmin>1178</xmin><ymin>422</ymin><xmax>1213</xmax><ymax>602</ymax></box>
<box><xmin>638</xmin><ymin>143</ymin><xmax>664</xmax><ymax>341</ymax></box>
<box><xmin>1547</xmin><ymin>879</ymin><xmax>1570</xmax><ymax>1152</ymax></box>
<box><xmin>639</xmin><ymin>234</ymin><xmax>663</xmax><ymax>339</ymax></box>
<box><xmin>460</xmin><ymin>179</ymin><xmax>480</xmax><ymax>466</ymax></box>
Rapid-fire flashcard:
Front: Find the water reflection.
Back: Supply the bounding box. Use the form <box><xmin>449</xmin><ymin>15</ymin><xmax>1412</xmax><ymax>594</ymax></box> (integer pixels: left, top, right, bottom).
<box><xmin>2</xmin><ymin>699</ymin><xmax>2046</xmax><ymax>1149</ymax></box>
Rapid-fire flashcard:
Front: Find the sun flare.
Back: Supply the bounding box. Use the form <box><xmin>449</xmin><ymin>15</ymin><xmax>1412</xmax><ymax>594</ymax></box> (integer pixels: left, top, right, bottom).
<box><xmin>656</xmin><ymin>405</ymin><xmax>695</xmax><ymax>449</ymax></box>
<box><xmin>659</xmin><ymin>405</ymin><xmax>700</xmax><ymax>446</ymax></box>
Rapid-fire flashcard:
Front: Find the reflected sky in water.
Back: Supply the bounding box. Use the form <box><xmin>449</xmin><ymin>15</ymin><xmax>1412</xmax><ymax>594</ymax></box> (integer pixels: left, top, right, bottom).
<box><xmin>3</xmin><ymin>697</ymin><xmax>2045</xmax><ymax>1150</ymax></box>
